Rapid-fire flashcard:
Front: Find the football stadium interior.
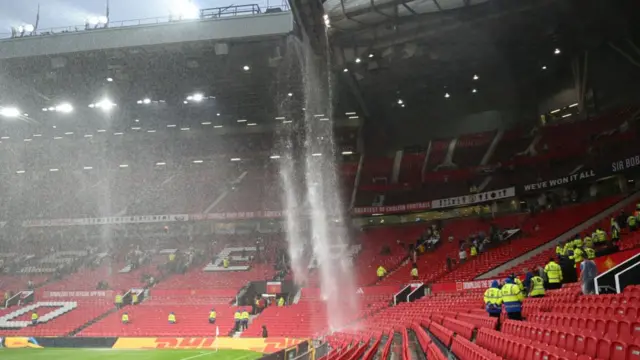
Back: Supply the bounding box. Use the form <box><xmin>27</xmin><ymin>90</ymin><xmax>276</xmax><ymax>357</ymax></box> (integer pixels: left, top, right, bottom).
<box><xmin>1</xmin><ymin>0</ymin><xmax>640</xmax><ymax>359</ymax></box>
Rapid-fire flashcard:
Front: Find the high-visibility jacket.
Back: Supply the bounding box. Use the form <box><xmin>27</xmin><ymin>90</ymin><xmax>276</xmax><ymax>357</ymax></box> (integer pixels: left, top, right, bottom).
<box><xmin>571</xmin><ymin>248</ymin><xmax>584</xmax><ymax>265</ymax></box>
<box><xmin>556</xmin><ymin>245</ymin><xmax>565</xmax><ymax>256</ymax></box>
<box><xmin>584</xmin><ymin>247</ymin><xmax>596</xmax><ymax>260</ymax></box>
<box><xmin>132</xmin><ymin>294</ymin><xmax>138</xmax><ymax>304</ymax></box>
<box><xmin>563</xmin><ymin>242</ymin><xmax>574</xmax><ymax>254</ymax></box>
<box><xmin>168</xmin><ymin>314</ymin><xmax>176</xmax><ymax>322</ymax></box>
<box><xmin>500</xmin><ymin>283</ymin><xmax>523</xmax><ymax>313</ymax></box>
<box><xmin>483</xmin><ymin>288</ymin><xmax>502</xmax><ymax>314</ymax></box>
<box><xmin>611</xmin><ymin>227</ymin><xmax>620</xmax><ymax>240</ymax></box>
<box><xmin>410</xmin><ymin>268</ymin><xmax>418</xmax><ymax>277</ymax></box>
<box><xmin>241</xmin><ymin>311</ymin><xmax>249</xmax><ymax>320</ymax></box>
<box><xmin>514</xmin><ymin>278</ymin><xmax>524</xmax><ymax>292</ymax></box>
<box><xmin>169</xmin><ymin>253</ymin><xmax>176</xmax><ymax>262</ymax></box>
<box><xmin>115</xmin><ymin>295</ymin><xmax>123</xmax><ymax>304</ymax></box>
<box><xmin>544</xmin><ymin>261</ymin><xmax>562</xmax><ymax>283</ymax></box>
<box><xmin>529</xmin><ymin>276</ymin><xmax>545</xmax><ymax>297</ymax></box>
<box><xmin>277</xmin><ymin>298</ymin><xmax>285</xmax><ymax>307</ymax></box>
<box><xmin>31</xmin><ymin>313</ymin><xmax>38</xmax><ymax>321</ymax></box>
<box><xmin>209</xmin><ymin>311</ymin><xmax>216</xmax><ymax>319</ymax></box>
<box><xmin>377</xmin><ymin>266</ymin><xmax>386</xmax><ymax>277</ymax></box>
<box><xmin>573</xmin><ymin>238</ymin><xmax>583</xmax><ymax>248</ymax></box>
<box><xmin>584</xmin><ymin>237</ymin><xmax>593</xmax><ymax>248</ymax></box>
<box><xmin>470</xmin><ymin>246</ymin><xmax>478</xmax><ymax>256</ymax></box>
<box><xmin>628</xmin><ymin>216</ymin><xmax>637</xmax><ymax>227</ymax></box>
<box><xmin>234</xmin><ymin>312</ymin><xmax>241</xmax><ymax>320</ymax></box>
<box><xmin>223</xmin><ymin>258</ymin><xmax>229</xmax><ymax>268</ymax></box>
<box><xmin>121</xmin><ymin>314</ymin><xmax>129</xmax><ymax>322</ymax></box>
<box><xmin>596</xmin><ymin>230</ymin><xmax>606</xmax><ymax>242</ymax></box>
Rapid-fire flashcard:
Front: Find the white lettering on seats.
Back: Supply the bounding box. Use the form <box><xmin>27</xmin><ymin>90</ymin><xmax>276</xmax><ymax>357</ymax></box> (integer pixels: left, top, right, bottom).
<box><xmin>203</xmin><ymin>247</ymin><xmax>256</xmax><ymax>272</ymax></box>
<box><xmin>0</xmin><ymin>301</ymin><xmax>77</xmax><ymax>328</ymax></box>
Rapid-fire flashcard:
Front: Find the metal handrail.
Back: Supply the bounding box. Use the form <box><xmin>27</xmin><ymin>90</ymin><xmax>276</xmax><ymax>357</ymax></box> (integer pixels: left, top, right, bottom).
<box><xmin>0</xmin><ymin>4</ymin><xmax>289</xmax><ymax>40</ymax></box>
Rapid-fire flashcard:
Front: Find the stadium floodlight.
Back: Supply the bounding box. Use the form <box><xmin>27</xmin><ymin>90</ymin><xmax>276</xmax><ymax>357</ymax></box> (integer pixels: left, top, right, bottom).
<box><xmin>473</xmin><ymin>74</ymin><xmax>479</xmax><ymax>80</ymax></box>
<box><xmin>183</xmin><ymin>100</ymin><xmax>188</xmax><ymax>104</ymax></box>
<box><xmin>243</xmin><ymin>65</ymin><xmax>250</xmax><ymax>71</ymax></box>
<box><xmin>170</xmin><ymin>0</ymin><xmax>200</xmax><ymax>20</ymax></box>
<box><xmin>98</xmin><ymin>16</ymin><xmax>108</xmax><ymax>25</ymax></box>
<box><xmin>0</xmin><ymin>107</ymin><xmax>21</xmax><ymax>118</ymax></box>
<box><xmin>92</xmin><ymin>99</ymin><xmax>116</xmax><ymax>111</ymax></box>
<box><xmin>55</xmin><ymin>103</ymin><xmax>74</xmax><ymax>113</ymax></box>
<box><xmin>554</xmin><ymin>48</ymin><xmax>561</xmax><ymax>55</ymax></box>
<box><xmin>192</xmin><ymin>93</ymin><xmax>204</xmax><ymax>102</ymax></box>
<box><xmin>143</xmin><ymin>98</ymin><xmax>151</xmax><ymax>104</ymax></box>
<box><xmin>87</xmin><ymin>17</ymin><xmax>100</xmax><ymax>25</ymax></box>
<box><xmin>401</xmin><ymin>104</ymin><xmax>406</xmax><ymax>108</ymax></box>
<box><xmin>24</xmin><ymin>24</ymin><xmax>35</xmax><ymax>33</ymax></box>
<box><xmin>43</xmin><ymin>108</ymin><xmax>48</xmax><ymax>111</ymax></box>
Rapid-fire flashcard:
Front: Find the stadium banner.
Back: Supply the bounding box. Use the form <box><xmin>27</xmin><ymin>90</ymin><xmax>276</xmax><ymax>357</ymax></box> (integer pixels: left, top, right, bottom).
<box><xmin>611</xmin><ymin>152</ymin><xmax>640</xmax><ymax>173</ymax></box>
<box><xmin>521</xmin><ymin>169</ymin><xmax>597</xmax><ymax>193</ymax></box>
<box><xmin>111</xmin><ymin>337</ymin><xmax>304</xmax><ymax>353</ymax></box>
<box><xmin>22</xmin><ymin>214</ymin><xmax>189</xmax><ymax>227</ymax></box>
<box><xmin>431</xmin><ymin>187</ymin><xmax>516</xmax><ymax>210</ymax></box>
<box><xmin>431</xmin><ymin>278</ymin><xmax>503</xmax><ymax>293</ymax></box>
<box><xmin>42</xmin><ymin>290</ymin><xmax>114</xmax><ymax>299</ymax></box>
<box><xmin>150</xmin><ymin>288</ymin><xmax>238</xmax><ymax>297</ymax></box>
<box><xmin>34</xmin><ymin>337</ymin><xmax>118</xmax><ymax>348</ymax></box>
<box><xmin>0</xmin><ymin>337</ymin><xmax>42</xmax><ymax>348</ymax></box>
<box><xmin>352</xmin><ymin>202</ymin><xmax>431</xmax><ymax>216</ymax></box>
<box><xmin>266</xmin><ymin>281</ymin><xmax>282</xmax><ymax>294</ymax></box>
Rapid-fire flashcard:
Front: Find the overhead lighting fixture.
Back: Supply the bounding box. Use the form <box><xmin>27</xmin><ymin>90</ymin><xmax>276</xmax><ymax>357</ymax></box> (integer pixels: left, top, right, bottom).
<box><xmin>562</xmin><ymin>113</ymin><xmax>571</xmax><ymax>118</ymax></box>
<box><xmin>343</xmin><ymin>68</ymin><xmax>348</xmax><ymax>72</ymax></box>
<box><xmin>83</xmin><ymin>166</ymin><xmax>93</xmax><ymax>170</ymax></box>
<box><xmin>23</xmin><ymin>138</ymin><xmax>32</xmax><ymax>142</ymax></box>
<box><xmin>33</xmin><ymin>134</ymin><xmax>42</xmax><ymax>137</ymax></box>
<box><xmin>368</xmin><ymin>53</ymin><xmax>374</xmax><ymax>58</ymax></box>
<box><xmin>143</xmin><ymin>98</ymin><xmax>151</xmax><ymax>104</ymax></box>
<box><xmin>0</xmin><ymin>136</ymin><xmax>9</xmax><ymax>140</ymax></box>
<box><xmin>275</xmin><ymin>117</ymin><xmax>285</xmax><ymax>120</ymax></box>
<box><xmin>183</xmin><ymin>100</ymin><xmax>188</xmax><ymax>104</ymax></box>
<box><xmin>0</xmin><ymin>107</ymin><xmax>21</xmax><ymax>118</ymax></box>
<box><xmin>397</xmin><ymin>99</ymin><xmax>403</xmax><ymax>105</ymax></box>
<box><xmin>216</xmin><ymin>113</ymin><xmax>220</xmax><ymax>116</ymax></box>
<box><xmin>191</xmin><ymin>93</ymin><xmax>204</xmax><ymax>102</ymax></box>
<box><xmin>84</xmin><ymin>134</ymin><xmax>93</xmax><ymax>138</ymax></box>
<box><xmin>106</xmin><ymin>77</ymin><xmax>113</xmax><ymax>82</ymax></box>
<box><xmin>270</xmin><ymin>155</ymin><xmax>281</xmax><ymax>159</ymax></box>
<box><xmin>237</xmin><ymin>119</ymin><xmax>247</xmax><ymax>123</ymax></box>
<box><xmin>119</xmin><ymin>164</ymin><xmax>129</xmax><ymax>168</ymax></box>
<box><xmin>180</xmin><ymin>127</ymin><xmax>190</xmax><ymax>131</ymax></box>
<box><xmin>192</xmin><ymin>160</ymin><xmax>203</xmax><ymax>164</ymax></box>
<box><xmin>569</xmin><ymin>103</ymin><xmax>579</xmax><ymax>108</ymax></box>
<box><xmin>345</xmin><ymin>112</ymin><xmax>356</xmax><ymax>115</ymax></box>
<box><xmin>156</xmin><ymin>162</ymin><xmax>166</xmax><ymax>166</ymax></box>
<box><xmin>64</xmin><ymin>132</ymin><xmax>74</xmax><ymax>135</ymax></box>
<box><xmin>16</xmin><ymin>170</ymin><xmax>25</xmax><ymax>174</ymax></box>
<box><xmin>355</xmin><ymin>58</ymin><xmax>361</xmax><ymax>63</ymax></box>
<box><xmin>97</xmin><ymin>129</ymin><xmax>106</xmax><ymax>133</ymax></box>
<box><xmin>131</xmin><ymin>127</ymin><xmax>141</xmax><ymax>130</ymax></box>
<box><xmin>214</xmin><ymin>125</ymin><xmax>223</xmax><ymax>128</ymax></box>
<box><xmin>282</xmin><ymin>120</ymin><xmax>292</xmax><ymax>124</ymax></box>
<box><xmin>243</xmin><ymin>65</ymin><xmax>250</xmax><ymax>71</ymax></box>
<box><xmin>550</xmin><ymin>109</ymin><xmax>561</xmax><ymax>114</ymax></box>
<box><xmin>472</xmin><ymin>89</ymin><xmax>477</xmax><ymax>93</ymax></box>
<box><xmin>554</xmin><ymin>48</ymin><xmax>561</xmax><ymax>55</ymax></box>
<box><xmin>49</xmin><ymin>168</ymin><xmax>59</xmax><ymax>172</ymax></box>
<box><xmin>230</xmin><ymin>158</ymin><xmax>241</xmax><ymax>162</ymax></box>
<box><xmin>311</xmin><ymin>153</ymin><xmax>322</xmax><ymax>157</ymax></box>
<box><xmin>287</xmin><ymin>93</ymin><xmax>293</xmax><ymax>97</ymax></box>
<box><xmin>473</xmin><ymin>74</ymin><xmax>479</xmax><ymax>80</ymax></box>
<box><xmin>167</xmin><ymin>124</ymin><xmax>177</xmax><ymax>128</ymax></box>
<box><xmin>342</xmin><ymin>151</ymin><xmax>353</xmax><ymax>155</ymax></box>
<box><xmin>247</xmin><ymin>123</ymin><xmax>257</xmax><ymax>126</ymax></box>
<box><xmin>541</xmin><ymin>65</ymin><xmax>547</xmax><ymax>70</ymax></box>
<box><xmin>445</xmin><ymin>93</ymin><xmax>450</xmax><ymax>98</ymax></box>
<box><xmin>348</xmin><ymin>116</ymin><xmax>359</xmax><ymax>119</ymax></box>
<box><xmin>91</xmin><ymin>99</ymin><xmax>116</xmax><ymax>111</ymax></box>
<box><xmin>319</xmin><ymin>118</ymin><xmax>329</xmax><ymax>121</ymax></box>
<box><xmin>113</xmin><ymin>132</ymin><xmax>123</xmax><ymax>136</ymax></box>
<box><xmin>201</xmin><ymin>122</ymin><xmax>212</xmax><ymax>125</ymax></box>
<box><xmin>147</xmin><ymin>130</ymin><xmax>156</xmax><ymax>133</ymax></box>
<box><xmin>53</xmin><ymin>136</ymin><xmax>62</xmax><ymax>140</ymax></box>
<box><xmin>401</xmin><ymin>104</ymin><xmax>405</xmax><ymax>108</ymax></box>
